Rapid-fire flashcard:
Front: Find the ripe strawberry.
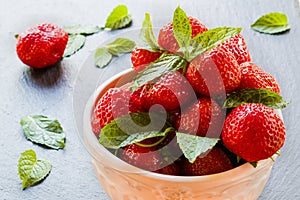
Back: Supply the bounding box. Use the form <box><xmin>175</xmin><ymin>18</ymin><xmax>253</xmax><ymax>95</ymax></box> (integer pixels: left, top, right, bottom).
<box><xmin>219</xmin><ymin>34</ymin><xmax>251</xmax><ymax>65</ymax></box>
<box><xmin>186</xmin><ymin>47</ymin><xmax>241</xmax><ymax>96</ymax></box>
<box><xmin>140</xmin><ymin>71</ymin><xmax>194</xmax><ymax>111</ymax></box>
<box><xmin>155</xmin><ymin>162</ymin><xmax>180</xmax><ymax>175</ymax></box>
<box><xmin>91</xmin><ymin>88</ymin><xmax>141</xmax><ymax>137</ymax></box>
<box><xmin>16</xmin><ymin>23</ymin><xmax>68</xmax><ymax>68</ymax></box>
<box><xmin>176</xmin><ymin>97</ymin><xmax>224</xmax><ymax>137</ymax></box>
<box><xmin>119</xmin><ymin>144</ymin><xmax>161</xmax><ymax>171</ymax></box>
<box><xmin>131</xmin><ymin>47</ymin><xmax>162</xmax><ymax>73</ymax></box>
<box><xmin>238</xmin><ymin>62</ymin><xmax>281</xmax><ymax>94</ymax></box>
<box><xmin>158</xmin><ymin>16</ymin><xmax>208</xmax><ymax>53</ymax></box>
<box><xmin>182</xmin><ymin>147</ymin><xmax>233</xmax><ymax>176</ymax></box>
<box><xmin>222</xmin><ymin>103</ymin><xmax>285</xmax><ymax>162</ymax></box>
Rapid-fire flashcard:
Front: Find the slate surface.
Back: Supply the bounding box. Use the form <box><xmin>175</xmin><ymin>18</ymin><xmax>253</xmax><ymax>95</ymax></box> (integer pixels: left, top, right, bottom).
<box><xmin>0</xmin><ymin>0</ymin><xmax>299</xmax><ymax>199</ymax></box>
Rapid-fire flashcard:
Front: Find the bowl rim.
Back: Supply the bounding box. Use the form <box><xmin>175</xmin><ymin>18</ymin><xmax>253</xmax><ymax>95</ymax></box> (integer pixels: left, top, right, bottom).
<box><xmin>82</xmin><ymin>68</ymin><xmax>279</xmax><ymax>181</ymax></box>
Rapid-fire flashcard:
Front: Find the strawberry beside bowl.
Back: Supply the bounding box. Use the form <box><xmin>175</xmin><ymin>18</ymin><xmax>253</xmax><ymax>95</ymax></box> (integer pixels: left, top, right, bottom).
<box><xmin>82</xmin><ymin>68</ymin><xmax>281</xmax><ymax>200</ymax></box>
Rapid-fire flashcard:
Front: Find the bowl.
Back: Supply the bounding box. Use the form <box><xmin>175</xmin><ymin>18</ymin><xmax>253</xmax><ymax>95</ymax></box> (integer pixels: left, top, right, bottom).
<box><xmin>82</xmin><ymin>68</ymin><xmax>278</xmax><ymax>200</ymax></box>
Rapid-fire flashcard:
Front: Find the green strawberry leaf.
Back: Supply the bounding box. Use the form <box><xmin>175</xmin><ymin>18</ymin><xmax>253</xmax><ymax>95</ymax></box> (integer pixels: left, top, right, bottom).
<box><xmin>104</xmin><ymin>5</ymin><xmax>132</xmax><ymax>30</ymax></box>
<box><xmin>63</xmin><ymin>25</ymin><xmax>103</xmax><ymax>35</ymax></box>
<box><xmin>251</xmin><ymin>12</ymin><xmax>290</xmax><ymax>34</ymax></box>
<box><xmin>173</xmin><ymin>6</ymin><xmax>192</xmax><ymax>56</ymax></box>
<box><xmin>99</xmin><ymin>112</ymin><xmax>170</xmax><ymax>149</ymax></box>
<box><xmin>63</xmin><ymin>34</ymin><xmax>86</xmax><ymax>57</ymax></box>
<box><xmin>249</xmin><ymin>162</ymin><xmax>258</xmax><ymax>168</ymax></box>
<box><xmin>20</xmin><ymin>115</ymin><xmax>66</xmax><ymax>150</ymax></box>
<box><xmin>176</xmin><ymin>132</ymin><xmax>219</xmax><ymax>163</ymax></box>
<box><xmin>139</xmin><ymin>13</ymin><xmax>161</xmax><ymax>50</ymax></box>
<box><xmin>106</xmin><ymin>38</ymin><xmax>136</xmax><ymax>56</ymax></box>
<box><xmin>223</xmin><ymin>88</ymin><xmax>289</xmax><ymax>109</ymax></box>
<box><xmin>18</xmin><ymin>150</ymin><xmax>52</xmax><ymax>189</ymax></box>
<box><xmin>187</xmin><ymin>27</ymin><xmax>241</xmax><ymax>61</ymax></box>
<box><xmin>132</xmin><ymin>53</ymin><xmax>187</xmax><ymax>90</ymax></box>
<box><xmin>94</xmin><ymin>47</ymin><xmax>113</xmax><ymax>68</ymax></box>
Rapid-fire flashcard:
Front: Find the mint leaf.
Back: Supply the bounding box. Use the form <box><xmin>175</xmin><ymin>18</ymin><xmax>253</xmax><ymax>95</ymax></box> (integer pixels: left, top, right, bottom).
<box><xmin>94</xmin><ymin>47</ymin><xmax>113</xmax><ymax>68</ymax></box>
<box><xmin>63</xmin><ymin>25</ymin><xmax>102</xmax><ymax>35</ymax></box>
<box><xmin>173</xmin><ymin>6</ymin><xmax>192</xmax><ymax>56</ymax></box>
<box><xmin>99</xmin><ymin>112</ymin><xmax>169</xmax><ymax>149</ymax></box>
<box><xmin>176</xmin><ymin>132</ymin><xmax>219</xmax><ymax>163</ymax></box>
<box><xmin>139</xmin><ymin>13</ymin><xmax>161</xmax><ymax>50</ymax></box>
<box><xmin>105</xmin><ymin>5</ymin><xmax>132</xmax><ymax>30</ymax></box>
<box><xmin>132</xmin><ymin>53</ymin><xmax>187</xmax><ymax>90</ymax></box>
<box><xmin>223</xmin><ymin>88</ymin><xmax>289</xmax><ymax>109</ymax></box>
<box><xmin>63</xmin><ymin>34</ymin><xmax>86</xmax><ymax>57</ymax></box>
<box><xmin>106</xmin><ymin>38</ymin><xmax>136</xmax><ymax>56</ymax></box>
<box><xmin>251</xmin><ymin>12</ymin><xmax>290</xmax><ymax>34</ymax></box>
<box><xmin>187</xmin><ymin>27</ymin><xmax>241</xmax><ymax>61</ymax></box>
<box><xmin>18</xmin><ymin>150</ymin><xmax>52</xmax><ymax>189</ymax></box>
<box><xmin>20</xmin><ymin>115</ymin><xmax>66</xmax><ymax>150</ymax></box>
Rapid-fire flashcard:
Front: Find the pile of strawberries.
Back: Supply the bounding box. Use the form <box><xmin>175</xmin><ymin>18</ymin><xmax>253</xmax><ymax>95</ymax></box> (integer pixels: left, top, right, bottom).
<box><xmin>91</xmin><ymin>14</ymin><xmax>286</xmax><ymax>176</ymax></box>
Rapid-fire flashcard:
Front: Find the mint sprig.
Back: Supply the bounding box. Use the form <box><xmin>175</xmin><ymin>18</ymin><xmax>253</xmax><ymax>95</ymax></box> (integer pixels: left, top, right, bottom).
<box><xmin>20</xmin><ymin>115</ymin><xmax>66</xmax><ymax>150</ymax></box>
<box><xmin>99</xmin><ymin>112</ymin><xmax>172</xmax><ymax>149</ymax></box>
<box><xmin>132</xmin><ymin>53</ymin><xmax>187</xmax><ymax>90</ymax></box>
<box><xmin>251</xmin><ymin>12</ymin><xmax>290</xmax><ymax>34</ymax></box>
<box><xmin>105</xmin><ymin>5</ymin><xmax>132</xmax><ymax>30</ymax></box>
<box><xmin>63</xmin><ymin>34</ymin><xmax>86</xmax><ymax>57</ymax></box>
<box><xmin>176</xmin><ymin>132</ymin><xmax>219</xmax><ymax>163</ymax></box>
<box><xmin>18</xmin><ymin>150</ymin><xmax>52</xmax><ymax>189</ymax></box>
<box><xmin>139</xmin><ymin>13</ymin><xmax>161</xmax><ymax>51</ymax></box>
<box><xmin>223</xmin><ymin>88</ymin><xmax>289</xmax><ymax>109</ymax></box>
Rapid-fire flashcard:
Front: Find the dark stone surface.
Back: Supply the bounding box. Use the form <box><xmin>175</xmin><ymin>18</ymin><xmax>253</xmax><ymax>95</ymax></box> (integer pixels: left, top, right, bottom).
<box><xmin>1</xmin><ymin>0</ymin><xmax>299</xmax><ymax>199</ymax></box>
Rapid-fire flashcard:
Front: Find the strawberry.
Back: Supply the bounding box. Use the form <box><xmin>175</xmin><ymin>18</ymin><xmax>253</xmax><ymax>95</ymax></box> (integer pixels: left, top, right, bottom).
<box><xmin>155</xmin><ymin>162</ymin><xmax>180</xmax><ymax>175</ymax></box>
<box><xmin>140</xmin><ymin>71</ymin><xmax>194</xmax><ymax>111</ymax></box>
<box><xmin>119</xmin><ymin>144</ymin><xmax>161</xmax><ymax>171</ymax></box>
<box><xmin>221</xmin><ymin>103</ymin><xmax>285</xmax><ymax>162</ymax></box>
<box><xmin>186</xmin><ymin>47</ymin><xmax>241</xmax><ymax>96</ymax></box>
<box><xmin>131</xmin><ymin>47</ymin><xmax>162</xmax><ymax>73</ymax></box>
<box><xmin>91</xmin><ymin>88</ymin><xmax>141</xmax><ymax>137</ymax></box>
<box><xmin>238</xmin><ymin>62</ymin><xmax>280</xmax><ymax>94</ymax></box>
<box><xmin>176</xmin><ymin>97</ymin><xmax>224</xmax><ymax>137</ymax></box>
<box><xmin>16</xmin><ymin>23</ymin><xmax>68</xmax><ymax>68</ymax></box>
<box><xmin>182</xmin><ymin>147</ymin><xmax>233</xmax><ymax>176</ymax></box>
<box><xmin>158</xmin><ymin>16</ymin><xmax>208</xmax><ymax>54</ymax></box>
<box><xmin>219</xmin><ymin>34</ymin><xmax>251</xmax><ymax>65</ymax></box>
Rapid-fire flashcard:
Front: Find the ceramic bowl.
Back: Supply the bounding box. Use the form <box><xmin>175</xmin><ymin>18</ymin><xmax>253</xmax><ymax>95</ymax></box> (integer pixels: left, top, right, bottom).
<box><xmin>82</xmin><ymin>68</ymin><xmax>278</xmax><ymax>200</ymax></box>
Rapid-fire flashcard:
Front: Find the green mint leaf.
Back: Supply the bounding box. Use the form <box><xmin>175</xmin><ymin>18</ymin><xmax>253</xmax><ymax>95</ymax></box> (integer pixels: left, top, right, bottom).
<box><xmin>139</xmin><ymin>13</ymin><xmax>161</xmax><ymax>50</ymax></box>
<box><xmin>94</xmin><ymin>47</ymin><xmax>113</xmax><ymax>68</ymax></box>
<box><xmin>63</xmin><ymin>34</ymin><xmax>86</xmax><ymax>57</ymax></box>
<box><xmin>251</xmin><ymin>12</ymin><xmax>290</xmax><ymax>34</ymax></box>
<box><xmin>18</xmin><ymin>150</ymin><xmax>52</xmax><ymax>189</ymax></box>
<box><xmin>105</xmin><ymin>5</ymin><xmax>132</xmax><ymax>30</ymax></box>
<box><xmin>99</xmin><ymin>112</ymin><xmax>169</xmax><ymax>149</ymax></box>
<box><xmin>106</xmin><ymin>38</ymin><xmax>136</xmax><ymax>56</ymax></box>
<box><xmin>223</xmin><ymin>88</ymin><xmax>289</xmax><ymax>109</ymax></box>
<box><xmin>132</xmin><ymin>53</ymin><xmax>187</xmax><ymax>90</ymax></box>
<box><xmin>172</xmin><ymin>6</ymin><xmax>192</xmax><ymax>56</ymax></box>
<box><xmin>187</xmin><ymin>27</ymin><xmax>241</xmax><ymax>61</ymax></box>
<box><xmin>20</xmin><ymin>115</ymin><xmax>66</xmax><ymax>150</ymax></box>
<box><xmin>176</xmin><ymin>132</ymin><xmax>219</xmax><ymax>163</ymax></box>
<box><xmin>63</xmin><ymin>25</ymin><xmax>102</xmax><ymax>35</ymax></box>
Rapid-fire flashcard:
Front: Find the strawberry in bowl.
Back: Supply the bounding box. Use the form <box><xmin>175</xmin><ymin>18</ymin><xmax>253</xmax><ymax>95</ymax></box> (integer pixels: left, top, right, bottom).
<box><xmin>83</xmin><ymin>6</ymin><xmax>289</xmax><ymax>200</ymax></box>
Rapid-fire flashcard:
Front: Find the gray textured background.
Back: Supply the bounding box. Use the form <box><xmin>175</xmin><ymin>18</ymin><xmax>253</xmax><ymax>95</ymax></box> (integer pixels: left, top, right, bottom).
<box><xmin>1</xmin><ymin>0</ymin><xmax>299</xmax><ymax>199</ymax></box>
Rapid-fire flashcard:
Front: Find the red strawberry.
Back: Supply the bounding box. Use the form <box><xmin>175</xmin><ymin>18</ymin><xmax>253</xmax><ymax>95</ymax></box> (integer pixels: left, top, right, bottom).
<box><xmin>182</xmin><ymin>147</ymin><xmax>233</xmax><ymax>176</ymax></box>
<box><xmin>16</xmin><ymin>23</ymin><xmax>68</xmax><ymax>68</ymax></box>
<box><xmin>238</xmin><ymin>62</ymin><xmax>280</xmax><ymax>94</ymax></box>
<box><xmin>219</xmin><ymin>34</ymin><xmax>251</xmax><ymax>65</ymax></box>
<box><xmin>158</xmin><ymin>16</ymin><xmax>208</xmax><ymax>54</ymax></box>
<box><xmin>155</xmin><ymin>162</ymin><xmax>180</xmax><ymax>175</ymax></box>
<box><xmin>222</xmin><ymin>103</ymin><xmax>285</xmax><ymax>162</ymax></box>
<box><xmin>91</xmin><ymin>88</ymin><xmax>140</xmax><ymax>137</ymax></box>
<box><xmin>176</xmin><ymin>97</ymin><xmax>224</xmax><ymax>137</ymax></box>
<box><xmin>119</xmin><ymin>144</ymin><xmax>161</xmax><ymax>171</ymax></box>
<box><xmin>186</xmin><ymin>47</ymin><xmax>241</xmax><ymax>96</ymax></box>
<box><xmin>141</xmin><ymin>71</ymin><xmax>194</xmax><ymax>111</ymax></box>
<box><xmin>131</xmin><ymin>47</ymin><xmax>162</xmax><ymax>73</ymax></box>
